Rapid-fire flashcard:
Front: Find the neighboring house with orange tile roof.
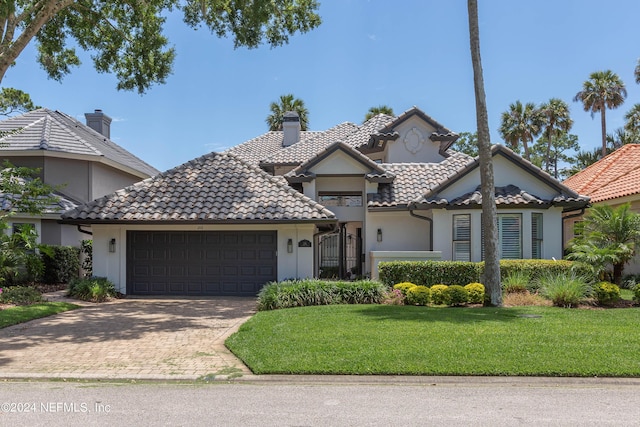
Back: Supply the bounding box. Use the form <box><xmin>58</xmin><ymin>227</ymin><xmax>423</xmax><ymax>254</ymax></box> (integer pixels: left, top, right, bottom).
<box><xmin>563</xmin><ymin>144</ymin><xmax>640</xmax><ymax>274</ymax></box>
<box><xmin>61</xmin><ymin>107</ymin><xmax>588</xmax><ymax>296</ymax></box>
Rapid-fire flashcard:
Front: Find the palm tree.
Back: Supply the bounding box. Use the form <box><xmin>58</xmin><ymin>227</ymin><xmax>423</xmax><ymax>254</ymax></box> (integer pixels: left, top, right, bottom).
<box><xmin>364</xmin><ymin>105</ymin><xmax>394</xmax><ymax>121</ymax></box>
<box><xmin>567</xmin><ymin>203</ymin><xmax>640</xmax><ymax>285</ymax></box>
<box><xmin>607</xmin><ymin>128</ymin><xmax>635</xmax><ymax>149</ymax></box>
<box><xmin>498</xmin><ymin>101</ymin><xmax>542</xmax><ymax>161</ymax></box>
<box><xmin>265</xmin><ymin>94</ymin><xmax>309</xmax><ymax>131</ymax></box>
<box><xmin>468</xmin><ymin>0</ymin><xmax>501</xmax><ymax>306</ymax></box>
<box><xmin>573</xmin><ymin>70</ymin><xmax>627</xmax><ymax>158</ymax></box>
<box><xmin>624</xmin><ymin>103</ymin><xmax>640</xmax><ymax>140</ymax></box>
<box><xmin>538</xmin><ymin>98</ymin><xmax>573</xmax><ymax>173</ymax></box>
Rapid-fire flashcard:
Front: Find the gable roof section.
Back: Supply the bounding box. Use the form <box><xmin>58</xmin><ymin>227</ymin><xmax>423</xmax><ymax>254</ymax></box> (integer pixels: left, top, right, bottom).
<box><xmin>414</xmin><ymin>145</ymin><xmax>589</xmax><ymax>210</ymax></box>
<box><xmin>563</xmin><ymin>144</ymin><xmax>640</xmax><ymax>203</ymax></box>
<box><xmin>0</xmin><ymin>109</ymin><xmax>159</xmax><ymax>178</ymax></box>
<box><xmin>61</xmin><ymin>152</ymin><xmax>336</xmax><ymax>224</ymax></box>
<box><xmin>284</xmin><ymin>141</ymin><xmax>393</xmax><ymax>183</ymax></box>
<box><xmin>259</xmin><ymin>122</ymin><xmax>359</xmax><ymax>166</ymax></box>
<box><xmin>368</xmin><ymin>152</ymin><xmax>473</xmax><ymax>208</ymax></box>
<box><xmin>372</xmin><ymin>106</ymin><xmax>459</xmax><ymax>154</ymax></box>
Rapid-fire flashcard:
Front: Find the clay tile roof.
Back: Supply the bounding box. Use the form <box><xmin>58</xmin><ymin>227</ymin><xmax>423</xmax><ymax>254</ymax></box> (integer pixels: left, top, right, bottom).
<box><xmin>0</xmin><ymin>109</ymin><xmax>159</xmax><ymax>177</ymax></box>
<box><xmin>563</xmin><ymin>144</ymin><xmax>640</xmax><ymax>203</ymax></box>
<box><xmin>368</xmin><ymin>152</ymin><xmax>473</xmax><ymax>207</ymax></box>
<box><xmin>61</xmin><ymin>152</ymin><xmax>336</xmax><ymax>223</ymax></box>
<box><xmin>260</xmin><ymin>122</ymin><xmax>359</xmax><ymax>165</ymax></box>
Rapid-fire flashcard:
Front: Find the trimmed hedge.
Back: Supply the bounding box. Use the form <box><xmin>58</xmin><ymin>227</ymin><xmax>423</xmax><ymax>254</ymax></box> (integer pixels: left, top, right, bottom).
<box><xmin>40</xmin><ymin>245</ymin><xmax>80</xmax><ymax>284</ymax></box>
<box><xmin>257</xmin><ymin>279</ymin><xmax>387</xmax><ymax>311</ymax></box>
<box><xmin>379</xmin><ymin>259</ymin><xmax>595</xmax><ymax>287</ymax></box>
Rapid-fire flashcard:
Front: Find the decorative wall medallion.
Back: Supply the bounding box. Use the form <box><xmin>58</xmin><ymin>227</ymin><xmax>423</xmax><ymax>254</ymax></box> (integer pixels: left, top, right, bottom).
<box><xmin>403</xmin><ymin>127</ymin><xmax>425</xmax><ymax>154</ymax></box>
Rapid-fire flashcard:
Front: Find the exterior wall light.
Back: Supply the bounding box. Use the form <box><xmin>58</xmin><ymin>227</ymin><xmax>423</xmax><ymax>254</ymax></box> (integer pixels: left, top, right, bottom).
<box><xmin>109</xmin><ymin>238</ymin><xmax>116</xmax><ymax>253</ymax></box>
<box><xmin>287</xmin><ymin>238</ymin><xmax>293</xmax><ymax>253</ymax></box>
<box><xmin>377</xmin><ymin>228</ymin><xmax>383</xmax><ymax>242</ymax></box>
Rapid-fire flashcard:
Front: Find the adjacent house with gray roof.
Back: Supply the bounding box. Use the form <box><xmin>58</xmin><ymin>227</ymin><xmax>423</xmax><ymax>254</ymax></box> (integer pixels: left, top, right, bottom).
<box><xmin>61</xmin><ymin>106</ymin><xmax>588</xmax><ymax>296</ymax></box>
<box><xmin>0</xmin><ymin>108</ymin><xmax>159</xmax><ymax>246</ymax></box>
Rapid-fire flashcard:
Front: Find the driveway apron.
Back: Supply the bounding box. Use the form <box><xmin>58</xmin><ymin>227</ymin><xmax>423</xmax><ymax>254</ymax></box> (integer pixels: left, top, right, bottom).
<box><xmin>0</xmin><ymin>293</ymin><xmax>256</xmax><ymax>380</ymax></box>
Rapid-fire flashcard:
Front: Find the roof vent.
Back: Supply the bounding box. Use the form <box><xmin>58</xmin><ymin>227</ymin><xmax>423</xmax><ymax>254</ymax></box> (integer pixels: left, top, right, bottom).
<box><xmin>282</xmin><ymin>111</ymin><xmax>301</xmax><ymax>147</ymax></box>
<box><xmin>84</xmin><ymin>109</ymin><xmax>112</xmax><ymax>139</ymax></box>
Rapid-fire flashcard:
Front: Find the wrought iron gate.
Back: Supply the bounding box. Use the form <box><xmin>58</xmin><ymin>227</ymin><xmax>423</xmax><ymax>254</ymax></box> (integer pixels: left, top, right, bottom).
<box><xmin>318</xmin><ymin>225</ymin><xmax>362</xmax><ymax>279</ymax></box>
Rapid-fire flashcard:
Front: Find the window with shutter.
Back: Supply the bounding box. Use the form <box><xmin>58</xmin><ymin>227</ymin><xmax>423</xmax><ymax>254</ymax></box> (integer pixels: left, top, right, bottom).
<box><xmin>481</xmin><ymin>213</ymin><xmax>522</xmax><ymax>259</ymax></box>
<box><xmin>452</xmin><ymin>214</ymin><xmax>471</xmax><ymax>261</ymax></box>
<box><xmin>531</xmin><ymin>213</ymin><xmax>543</xmax><ymax>259</ymax></box>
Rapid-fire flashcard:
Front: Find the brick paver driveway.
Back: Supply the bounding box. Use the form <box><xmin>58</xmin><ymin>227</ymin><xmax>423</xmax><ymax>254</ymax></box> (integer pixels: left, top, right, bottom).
<box><xmin>0</xmin><ymin>294</ymin><xmax>256</xmax><ymax>380</ymax></box>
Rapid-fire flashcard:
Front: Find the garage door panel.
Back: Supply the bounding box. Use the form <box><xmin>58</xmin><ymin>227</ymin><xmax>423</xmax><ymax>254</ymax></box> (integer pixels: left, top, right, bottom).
<box><xmin>127</xmin><ymin>230</ymin><xmax>277</xmax><ymax>296</ymax></box>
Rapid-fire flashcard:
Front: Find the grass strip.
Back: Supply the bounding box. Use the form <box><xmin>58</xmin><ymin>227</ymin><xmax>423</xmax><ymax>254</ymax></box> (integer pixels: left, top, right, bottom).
<box><xmin>0</xmin><ymin>302</ymin><xmax>80</xmax><ymax>329</ymax></box>
<box><xmin>226</xmin><ymin>304</ymin><xmax>640</xmax><ymax>376</ymax></box>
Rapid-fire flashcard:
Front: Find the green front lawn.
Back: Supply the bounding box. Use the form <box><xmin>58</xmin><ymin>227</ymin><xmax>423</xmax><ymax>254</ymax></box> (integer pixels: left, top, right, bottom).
<box><xmin>0</xmin><ymin>302</ymin><xmax>79</xmax><ymax>328</ymax></box>
<box><xmin>226</xmin><ymin>304</ymin><xmax>640</xmax><ymax>376</ymax></box>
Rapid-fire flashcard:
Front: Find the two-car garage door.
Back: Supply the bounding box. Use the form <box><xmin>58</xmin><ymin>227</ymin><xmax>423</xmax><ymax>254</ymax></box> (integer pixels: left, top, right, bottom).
<box><xmin>126</xmin><ymin>231</ymin><xmax>277</xmax><ymax>296</ymax></box>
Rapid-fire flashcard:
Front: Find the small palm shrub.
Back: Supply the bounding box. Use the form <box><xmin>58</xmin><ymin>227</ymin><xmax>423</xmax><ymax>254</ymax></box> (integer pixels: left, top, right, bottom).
<box><xmin>406</xmin><ymin>285</ymin><xmax>431</xmax><ymax>306</ymax></box>
<box><xmin>593</xmin><ymin>282</ymin><xmax>620</xmax><ymax>307</ymax></box>
<box><xmin>0</xmin><ymin>286</ymin><xmax>44</xmax><ymax>305</ymax></box>
<box><xmin>68</xmin><ymin>277</ymin><xmax>116</xmax><ymax>302</ymax></box>
<box><xmin>430</xmin><ymin>284</ymin><xmax>450</xmax><ymax>305</ymax></box>
<box><xmin>464</xmin><ymin>283</ymin><xmax>485</xmax><ymax>304</ymax></box>
<box><xmin>445</xmin><ymin>285</ymin><xmax>469</xmax><ymax>306</ymax></box>
<box><xmin>538</xmin><ymin>272</ymin><xmax>591</xmax><ymax>308</ymax></box>
<box><xmin>502</xmin><ymin>270</ymin><xmax>531</xmax><ymax>294</ymax></box>
<box><xmin>393</xmin><ymin>282</ymin><xmax>417</xmax><ymax>295</ymax></box>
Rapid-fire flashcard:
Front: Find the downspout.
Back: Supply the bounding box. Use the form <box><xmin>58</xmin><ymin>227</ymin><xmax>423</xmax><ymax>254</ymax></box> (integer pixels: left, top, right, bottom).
<box><xmin>561</xmin><ymin>206</ymin><xmax>587</xmax><ymax>255</ymax></box>
<box><xmin>77</xmin><ymin>225</ymin><xmax>93</xmax><ymax>236</ymax></box>
<box><xmin>408</xmin><ymin>202</ymin><xmax>433</xmax><ymax>250</ymax></box>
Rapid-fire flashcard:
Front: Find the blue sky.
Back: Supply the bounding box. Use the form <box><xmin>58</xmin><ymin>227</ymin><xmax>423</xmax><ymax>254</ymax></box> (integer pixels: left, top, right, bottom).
<box><xmin>5</xmin><ymin>0</ymin><xmax>640</xmax><ymax>172</ymax></box>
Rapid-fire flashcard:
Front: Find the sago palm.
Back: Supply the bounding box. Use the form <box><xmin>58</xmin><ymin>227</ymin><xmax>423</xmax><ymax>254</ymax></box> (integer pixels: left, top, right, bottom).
<box><xmin>574</xmin><ymin>70</ymin><xmax>627</xmax><ymax>157</ymax></box>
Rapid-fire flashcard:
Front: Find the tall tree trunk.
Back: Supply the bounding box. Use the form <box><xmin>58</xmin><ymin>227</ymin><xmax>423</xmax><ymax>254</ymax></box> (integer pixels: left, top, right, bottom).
<box><xmin>467</xmin><ymin>0</ymin><xmax>501</xmax><ymax>306</ymax></box>
<box><xmin>544</xmin><ymin>128</ymin><xmax>553</xmax><ymax>173</ymax></box>
<box><xmin>600</xmin><ymin>105</ymin><xmax>607</xmax><ymax>158</ymax></box>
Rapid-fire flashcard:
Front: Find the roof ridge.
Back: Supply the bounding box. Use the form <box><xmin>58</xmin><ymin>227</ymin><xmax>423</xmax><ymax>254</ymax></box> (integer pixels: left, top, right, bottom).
<box><xmin>47</xmin><ymin>110</ymin><xmax>104</xmax><ymax>156</ymax></box>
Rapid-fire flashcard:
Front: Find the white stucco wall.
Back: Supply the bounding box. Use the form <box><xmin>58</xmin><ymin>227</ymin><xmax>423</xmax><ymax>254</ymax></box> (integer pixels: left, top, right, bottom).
<box><xmin>385</xmin><ymin>116</ymin><xmax>445</xmax><ymax>164</ymax></box>
<box><xmin>308</xmin><ymin>151</ymin><xmax>371</xmax><ymax>175</ymax></box>
<box><xmin>432</xmin><ymin>207</ymin><xmax>564</xmax><ymax>262</ymax></box>
<box><xmin>363</xmin><ymin>210</ymin><xmax>431</xmax><ymax>275</ymax></box>
<box><xmin>91</xmin><ymin>223</ymin><xmax>316</xmax><ymax>294</ymax></box>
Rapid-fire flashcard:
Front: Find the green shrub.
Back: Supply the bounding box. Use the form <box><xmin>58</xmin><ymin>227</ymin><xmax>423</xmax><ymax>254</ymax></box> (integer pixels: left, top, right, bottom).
<box><xmin>634</xmin><ymin>284</ymin><xmax>640</xmax><ymax>304</ymax></box>
<box><xmin>502</xmin><ymin>270</ymin><xmax>531</xmax><ymax>294</ymax></box>
<box><xmin>379</xmin><ymin>261</ymin><xmax>481</xmax><ymax>287</ymax></box>
<box><xmin>41</xmin><ymin>245</ymin><xmax>80</xmax><ymax>284</ymax></box>
<box><xmin>80</xmin><ymin>240</ymin><xmax>93</xmax><ymax>277</ymax></box>
<box><xmin>393</xmin><ymin>282</ymin><xmax>417</xmax><ymax>296</ymax></box>
<box><xmin>539</xmin><ymin>272</ymin><xmax>591</xmax><ymax>308</ymax></box>
<box><xmin>257</xmin><ymin>279</ymin><xmax>387</xmax><ymax>311</ymax></box>
<box><xmin>594</xmin><ymin>282</ymin><xmax>621</xmax><ymax>306</ymax></box>
<box><xmin>68</xmin><ymin>277</ymin><xmax>116</xmax><ymax>302</ymax></box>
<box><xmin>430</xmin><ymin>284</ymin><xmax>450</xmax><ymax>305</ymax></box>
<box><xmin>464</xmin><ymin>283</ymin><xmax>485</xmax><ymax>304</ymax></box>
<box><xmin>0</xmin><ymin>285</ymin><xmax>44</xmax><ymax>305</ymax></box>
<box><xmin>445</xmin><ymin>285</ymin><xmax>469</xmax><ymax>306</ymax></box>
<box><xmin>406</xmin><ymin>285</ymin><xmax>431</xmax><ymax>306</ymax></box>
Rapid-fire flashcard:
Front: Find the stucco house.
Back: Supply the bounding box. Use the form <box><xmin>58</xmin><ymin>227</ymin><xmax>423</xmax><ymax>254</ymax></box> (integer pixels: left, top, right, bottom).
<box><xmin>0</xmin><ymin>108</ymin><xmax>159</xmax><ymax>246</ymax></box>
<box><xmin>563</xmin><ymin>144</ymin><xmax>640</xmax><ymax>274</ymax></box>
<box><xmin>61</xmin><ymin>107</ymin><xmax>589</xmax><ymax>296</ymax></box>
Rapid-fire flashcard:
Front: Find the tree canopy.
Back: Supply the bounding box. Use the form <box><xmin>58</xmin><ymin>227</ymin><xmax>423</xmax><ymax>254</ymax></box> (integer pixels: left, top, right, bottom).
<box><xmin>364</xmin><ymin>105</ymin><xmax>394</xmax><ymax>122</ymax></box>
<box><xmin>0</xmin><ymin>88</ymin><xmax>39</xmax><ymax>117</ymax></box>
<box><xmin>574</xmin><ymin>70</ymin><xmax>627</xmax><ymax>157</ymax></box>
<box><xmin>498</xmin><ymin>100</ymin><xmax>542</xmax><ymax>161</ymax></box>
<box><xmin>266</xmin><ymin>94</ymin><xmax>309</xmax><ymax>131</ymax></box>
<box><xmin>0</xmin><ymin>0</ymin><xmax>321</xmax><ymax>94</ymax></box>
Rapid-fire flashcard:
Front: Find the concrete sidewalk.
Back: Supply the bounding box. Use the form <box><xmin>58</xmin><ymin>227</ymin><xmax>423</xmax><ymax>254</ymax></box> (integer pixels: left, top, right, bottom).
<box><xmin>0</xmin><ymin>292</ymin><xmax>256</xmax><ymax>381</ymax></box>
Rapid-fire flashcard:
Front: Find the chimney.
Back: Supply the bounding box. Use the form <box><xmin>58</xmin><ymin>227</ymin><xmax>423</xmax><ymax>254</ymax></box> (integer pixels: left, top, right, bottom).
<box><xmin>84</xmin><ymin>109</ymin><xmax>112</xmax><ymax>139</ymax></box>
<box><xmin>282</xmin><ymin>111</ymin><xmax>301</xmax><ymax>147</ymax></box>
